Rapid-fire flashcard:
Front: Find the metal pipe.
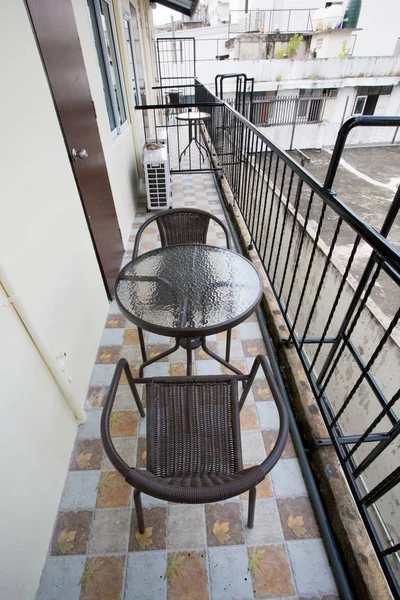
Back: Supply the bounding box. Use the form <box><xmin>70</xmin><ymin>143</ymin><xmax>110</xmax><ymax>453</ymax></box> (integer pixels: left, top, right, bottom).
<box><xmin>0</xmin><ymin>273</ymin><xmax>86</xmax><ymax>423</ymax></box>
<box><xmin>214</xmin><ymin>178</ymin><xmax>354</xmax><ymax>600</ymax></box>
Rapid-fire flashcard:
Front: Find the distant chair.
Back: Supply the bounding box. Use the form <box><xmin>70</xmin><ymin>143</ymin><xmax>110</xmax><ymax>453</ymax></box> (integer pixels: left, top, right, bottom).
<box><xmin>101</xmin><ymin>355</ymin><xmax>289</xmax><ymax>533</ymax></box>
<box><xmin>132</xmin><ymin>208</ymin><xmax>232</xmax><ymax>371</ymax></box>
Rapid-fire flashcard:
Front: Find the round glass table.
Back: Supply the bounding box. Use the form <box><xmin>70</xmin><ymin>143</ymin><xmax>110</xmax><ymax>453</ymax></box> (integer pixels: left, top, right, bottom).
<box><xmin>175</xmin><ymin>111</ymin><xmax>211</xmax><ymax>165</ymax></box>
<box><xmin>115</xmin><ymin>244</ymin><xmax>263</xmax><ymax>375</ymax></box>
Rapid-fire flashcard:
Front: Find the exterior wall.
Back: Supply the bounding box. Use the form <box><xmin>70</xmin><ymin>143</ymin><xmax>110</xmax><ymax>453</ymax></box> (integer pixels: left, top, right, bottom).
<box><xmin>209</xmin><ymin>0</ymin><xmax>229</xmax><ymax>26</ymax></box>
<box><xmin>310</xmin><ymin>29</ymin><xmax>354</xmax><ymax>59</ymax></box>
<box><xmin>0</xmin><ymin>1</ymin><xmax>112</xmax><ymax>597</ymax></box>
<box><xmin>257</xmin><ymin>85</ymin><xmax>400</xmax><ymax>150</ymax></box>
<box><xmin>197</xmin><ymin>56</ymin><xmax>400</xmax><ymax>91</ymax></box>
<box><xmin>0</xmin><ymin>285</ymin><xmax>78</xmax><ymax>600</ymax></box>
<box><xmin>354</xmin><ymin>0</ymin><xmax>400</xmax><ymax>57</ymax></box>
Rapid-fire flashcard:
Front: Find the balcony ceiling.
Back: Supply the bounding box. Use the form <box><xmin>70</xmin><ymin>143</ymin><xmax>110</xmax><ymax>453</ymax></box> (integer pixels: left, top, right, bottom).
<box><xmin>153</xmin><ymin>0</ymin><xmax>199</xmax><ymax>17</ymax></box>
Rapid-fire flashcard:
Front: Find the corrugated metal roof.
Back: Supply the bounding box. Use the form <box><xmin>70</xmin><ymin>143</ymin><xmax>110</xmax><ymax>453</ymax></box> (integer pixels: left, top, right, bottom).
<box><xmin>153</xmin><ymin>0</ymin><xmax>199</xmax><ymax>18</ymax></box>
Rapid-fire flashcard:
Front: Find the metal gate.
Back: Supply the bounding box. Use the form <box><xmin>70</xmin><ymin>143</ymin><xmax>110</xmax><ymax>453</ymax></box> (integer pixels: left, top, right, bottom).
<box><xmin>156</xmin><ymin>37</ymin><xmax>196</xmax><ymax>95</ymax></box>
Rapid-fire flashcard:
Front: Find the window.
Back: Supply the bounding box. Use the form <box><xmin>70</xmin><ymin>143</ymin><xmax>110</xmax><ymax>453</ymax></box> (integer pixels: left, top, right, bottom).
<box><xmin>353</xmin><ymin>86</ymin><xmax>393</xmax><ymax>116</ymax></box>
<box><xmin>88</xmin><ymin>0</ymin><xmax>128</xmax><ymax>134</ymax></box>
<box><xmin>298</xmin><ymin>89</ymin><xmax>325</xmax><ymax>122</ymax></box>
<box><xmin>129</xmin><ymin>4</ymin><xmax>147</xmax><ymax>104</ymax></box>
<box><xmin>123</xmin><ymin>14</ymin><xmax>139</xmax><ymax>106</ymax></box>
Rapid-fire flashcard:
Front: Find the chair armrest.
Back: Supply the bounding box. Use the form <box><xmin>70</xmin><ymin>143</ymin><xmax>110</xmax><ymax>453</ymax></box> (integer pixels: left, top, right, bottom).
<box><xmin>132</xmin><ymin>213</ymin><xmax>159</xmax><ymax>260</ymax></box>
<box><xmin>100</xmin><ymin>359</ymin><xmax>145</xmax><ymax>477</ymax></box>
<box><xmin>240</xmin><ymin>355</ymin><xmax>289</xmax><ymax>476</ymax></box>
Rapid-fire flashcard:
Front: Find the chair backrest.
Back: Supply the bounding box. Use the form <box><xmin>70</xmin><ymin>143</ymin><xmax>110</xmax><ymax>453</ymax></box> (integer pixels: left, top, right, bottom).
<box><xmin>157</xmin><ymin>210</ymin><xmax>210</xmax><ymax>247</ymax></box>
<box><xmin>132</xmin><ymin>208</ymin><xmax>231</xmax><ymax>259</ymax></box>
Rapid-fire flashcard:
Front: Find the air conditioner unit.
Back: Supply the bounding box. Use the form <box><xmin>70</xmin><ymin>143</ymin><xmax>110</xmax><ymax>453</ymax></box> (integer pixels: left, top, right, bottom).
<box><xmin>143</xmin><ymin>143</ymin><xmax>172</xmax><ymax>211</ymax></box>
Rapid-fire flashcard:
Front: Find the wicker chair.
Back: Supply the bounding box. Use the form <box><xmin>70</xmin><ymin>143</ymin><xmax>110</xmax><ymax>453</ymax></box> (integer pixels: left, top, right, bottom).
<box><xmin>101</xmin><ymin>355</ymin><xmax>289</xmax><ymax>533</ymax></box>
<box><xmin>132</xmin><ymin>208</ymin><xmax>232</xmax><ymax>371</ymax></box>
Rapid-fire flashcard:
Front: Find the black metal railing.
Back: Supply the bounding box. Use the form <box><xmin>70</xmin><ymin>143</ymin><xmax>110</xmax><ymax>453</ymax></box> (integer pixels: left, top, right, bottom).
<box><xmin>190</xmin><ymin>82</ymin><xmax>399</xmax><ymax>595</ymax></box>
<box><xmin>226</xmin><ymin>94</ymin><xmax>327</xmax><ymax>126</ymax></box>
<box><xmin>137</xmin><ymin>81</ymin><xmax>400</xmax><ymax>593</ymax></box>
<box><xmin>228</xmin><ymin>8</ymin><xmax>317</xmax><ymax>35</ymax></box>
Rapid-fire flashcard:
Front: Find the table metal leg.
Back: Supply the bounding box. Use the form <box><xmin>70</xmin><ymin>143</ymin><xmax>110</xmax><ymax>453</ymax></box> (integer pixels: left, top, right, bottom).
<box><xmin>139</xmin><ymin>339</ymin><xmax>180</xmax><ymax>377</ymax></box>
<box><xmin>201</xmin><ymin>337</ymin><xmax>243</xmax><ymax>375</ymax></box>
<box><xmin>186</xmin><ymin>342</ymin><xmax>192</xmax><ymax>375</ymax></box>
<box><xmin>226</xmin><ymin>328</ymin><xmax>231</xmax><ymax>362</ymax></box>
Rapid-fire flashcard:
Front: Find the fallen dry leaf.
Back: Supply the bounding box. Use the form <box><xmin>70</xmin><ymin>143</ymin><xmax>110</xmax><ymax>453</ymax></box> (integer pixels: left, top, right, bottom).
<box><xmin>287</xmin><ymin>514</ymin><xmax>307</xmax><ymax>538</ymax></box>
<box><xmin>257</xmin><ymin>388</ymin><xmax>270</xmax><ymax>400</ymax></box>
<box><xmin>107</xmin><ymin>320</ymin><xmax>120</xmax><ymax>328</ymax></box>
<box><xmin>57</xmin><ymin>529</ymin><xmax>76</xmax><ymax>554</ymax></box>
<box><xmin>164</xmin><ymin>553</ymin><xmax>186</xmax><ymax>583</ymax></box>
<box><xmin>77</xmin><ymin>453</ymin><xmax>92</xmax><ymax>469</ymax></box>
<box><xmin>136</xmin><ymin>526</ymin><xmax>153</xmax><ymax>549</ymax></box>
<box><xmin>248</xmin><ymin>548</ymin><xmax>266</xmax><ymax>575</ymax></box>
<box><xmin>100</xmin><ymin>353</ymin><xmax>112</xmax><ymax>363</ymax></box>
<box><xmin>246</xmin><ymin>346</ymin><xmax>258</xmax><ymax>356</ymax></box>
<box><xmin>212</xmin><ymin>521</ymin><xmax>231</xmax><ymax>544</ymax></box>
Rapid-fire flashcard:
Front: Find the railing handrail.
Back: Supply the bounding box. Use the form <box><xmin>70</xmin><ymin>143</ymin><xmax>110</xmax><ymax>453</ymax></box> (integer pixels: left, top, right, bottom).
<box><xmin>200</xmin><ymin>84</ymin><xmax>400</xmax><ymax>276</ymax></box>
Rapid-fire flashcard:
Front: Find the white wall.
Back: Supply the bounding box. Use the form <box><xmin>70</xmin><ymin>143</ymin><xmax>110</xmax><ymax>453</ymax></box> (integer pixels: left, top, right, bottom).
<box><xmin>0</xmin><ymin>286</ymin><xmax>78</xmax><ymax>600</ymax></box>
<box><xmin>354</xmin><ymin>0</ymin><xmax>400</xmax><ymax>57</ymax></box>
<box><xmin>197</xmin><ymin>56</ymin><xmax>400</xmax><ymax>90</ymax></box>
<box><xmin>257</xmin><ymin>85</ymin><xmax>400</xmax><ymax>150</ymax></box>
<box><xmin>0</xmin><ymin>1</ymin><xmax>111</xmax><ymax>597</ymax></box>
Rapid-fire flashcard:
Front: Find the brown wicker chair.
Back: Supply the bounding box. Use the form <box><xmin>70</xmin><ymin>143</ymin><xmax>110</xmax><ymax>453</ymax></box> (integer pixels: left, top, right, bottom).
<box><xmin>132</xmin><ymin>208</ymin><xmax>232</xmax><ymax>372</ymax></box>
<box><xmin>101</xmin><ymin>354</ymin><xmax>289</xmax><ymax>533</ymax></box>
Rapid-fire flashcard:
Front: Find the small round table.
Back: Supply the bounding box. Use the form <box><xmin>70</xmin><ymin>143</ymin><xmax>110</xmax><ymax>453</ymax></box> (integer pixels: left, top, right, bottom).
<box><xmin>115</xmin><ymin>244</ymin><xmax>263</xmax><ymax>375</ymax></box>
<box><xmin>175</xmin><ymin>111</ymin><xmax>211</xmax><ymax>165</ymax></box>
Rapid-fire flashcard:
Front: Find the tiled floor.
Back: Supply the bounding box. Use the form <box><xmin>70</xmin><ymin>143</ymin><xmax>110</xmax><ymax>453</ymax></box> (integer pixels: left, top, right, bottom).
<box><xmin>37</xmin><ymin>173</ymin><xmax>338</xmax><ymax>600</ymax></box>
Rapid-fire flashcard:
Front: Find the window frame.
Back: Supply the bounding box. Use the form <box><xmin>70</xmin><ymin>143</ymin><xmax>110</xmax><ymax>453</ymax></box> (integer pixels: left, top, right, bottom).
<box><xmin>123</xmin><ymin>10</ymin><xmax>140</xmax><ymax>106</ymax></box>
<box><xmin>89</xmin><ymin>0</ymin><xmax>129</xmax><ymax>137</ymax></box>
<box><xmin>353</xmin><ymin>95</ymin><xmax>367</xmax><ymax>116</ymax></box>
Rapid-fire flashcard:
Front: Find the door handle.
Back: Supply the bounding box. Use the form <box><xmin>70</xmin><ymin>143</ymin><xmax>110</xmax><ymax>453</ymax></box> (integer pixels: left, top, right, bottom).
<box><xmin>71</xmin><ymin>148</ymin><xmax>88</xmax><ymax>161</ymax></box>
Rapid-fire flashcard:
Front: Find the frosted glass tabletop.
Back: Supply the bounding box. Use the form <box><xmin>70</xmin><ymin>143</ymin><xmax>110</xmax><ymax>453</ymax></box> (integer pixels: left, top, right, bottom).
<box><xmin>115</xmin><ymin>244</ymin><xmax>262</xmax><ymax>338</ymax></box>
<box><xmin>175</xmin><ymin>112</ymin><xmax>211</xmax><ymax>122</ymax></box>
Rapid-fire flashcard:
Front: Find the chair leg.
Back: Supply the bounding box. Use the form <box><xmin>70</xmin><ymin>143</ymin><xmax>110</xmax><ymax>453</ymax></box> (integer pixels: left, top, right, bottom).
<box><xmin>134</xmin><ymin>490</ymin><xmax>145</xmax><ymax>534</ymax></box>
<box><xmin>247</xmin><ymin>487</ymin><xmax>256</xmax><ymax>529</ymax></box>
<box><xmin>225</xmin><ymin>328</ymin><xmax>231</xmax><ymax>362</ymax></box>
<box><xmin>138</xmin><ymin>328</ymin><xmax>147</xmax><ymax>362</ymax></box>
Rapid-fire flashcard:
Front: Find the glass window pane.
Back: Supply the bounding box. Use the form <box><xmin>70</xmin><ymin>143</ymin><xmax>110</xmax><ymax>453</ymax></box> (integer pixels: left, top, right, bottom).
<box><xmin>130</xmin><ymin>5</ymin><xmax>146</xmax><ymax>104</ymax></box>
<box><xmin>87</xmin><ymin>0</ymin><xmax>116</xmax><ymax>131</ymax></box>
<box><xmin>100</xmin><ymin>0</ymin><xmax>127</xmax><ymax>126</ymax></box>
<box><xmin>124</xmin><ymin>18</ymin><xmax>139</xmax><ymax>105</ymax></box>
<box><xmin>354</xmin><ymin>96</ymin><xmax>366</xmax><ymax>115</ymax></box>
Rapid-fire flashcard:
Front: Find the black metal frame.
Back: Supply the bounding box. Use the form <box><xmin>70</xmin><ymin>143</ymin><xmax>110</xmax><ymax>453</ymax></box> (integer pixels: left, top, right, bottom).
<box><xmin>101</xmin><ymin>355</ymin><xmax>289</xmax><ymax>533</ymax></box>
<box><xmin>116</xmin><ymin>209</ymin><xmax>263</xmax><ymax>376</ymax></box>
<box><xmin>192</xmin><ymin>81</ymin><xmax>400</xmax><ymax>597</ymax></box>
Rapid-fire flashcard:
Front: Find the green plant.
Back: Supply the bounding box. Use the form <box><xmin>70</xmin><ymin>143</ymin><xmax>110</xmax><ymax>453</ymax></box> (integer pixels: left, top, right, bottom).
<box><xmin>287</xmin><ymin>33</ymin><xmax>303</xmax><ymax>58</ymax></box>
<box><xmin>311</xmin><ymin>73</ymin><xmax>317</xmax><ymax>80</ymax></box>
<box><xmin>275</xmin><ymin>47</ymin><xmax>286</xmax><ymax>59</ymax></box>
<box><xmin>275</xmin><ymin>74</ymin><xmax>282</xmax><ymax>82</ymax></box>
<box><xmin>395</xmin><ymin>70</ymin><xmax>400</xmax><ymax>77</ymax></box>
<box><xmin>337</xmin><ymin>40</ymin><xmax>350</xmax><ymax>58</ymax></box>
<box><xmin>357</xmin><ymin>72</ymin><xmax>365</xmax><ymax>77</ymax></box>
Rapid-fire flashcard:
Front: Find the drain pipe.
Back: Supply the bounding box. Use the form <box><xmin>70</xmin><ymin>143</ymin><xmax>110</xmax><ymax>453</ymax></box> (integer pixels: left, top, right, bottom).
<box><xmin>0</xmin><ymin>270</ymin><xmax>86</xmax><ymax>424</ymax></box>
<box><xmin>214</xmin><ymin>178</ymin><xmax>354</xmax><ymax>600</ymax></box>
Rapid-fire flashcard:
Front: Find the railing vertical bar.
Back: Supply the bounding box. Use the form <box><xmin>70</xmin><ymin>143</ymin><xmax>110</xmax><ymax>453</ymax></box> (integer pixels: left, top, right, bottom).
<box><xmin>300</xmin><ymin>216</ymin><xmax>343</xmax><ymax>353</ymax></box>
<box><xmin>284</xmin><ymin>190</ymin><xmax>315</xmax><ymax>319</ymax></box>
<box><xmin>318</xmin><ymin>260</ymin><xmax>384</xmax><ymax>397</ymax></box>
<box><xmin>272</xmin><ymin>169</ymin><xmax>295</xmax><ymax>285</ymax></box>
<box><xmin>308</xmin><ymin>234</ymin><xmax>361</xmax><ymax>373</ymax></box>
<box><xmin>278</xmin><ymin>178</ymin><xmax>303</xmax><ymax>300</ymax></box>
